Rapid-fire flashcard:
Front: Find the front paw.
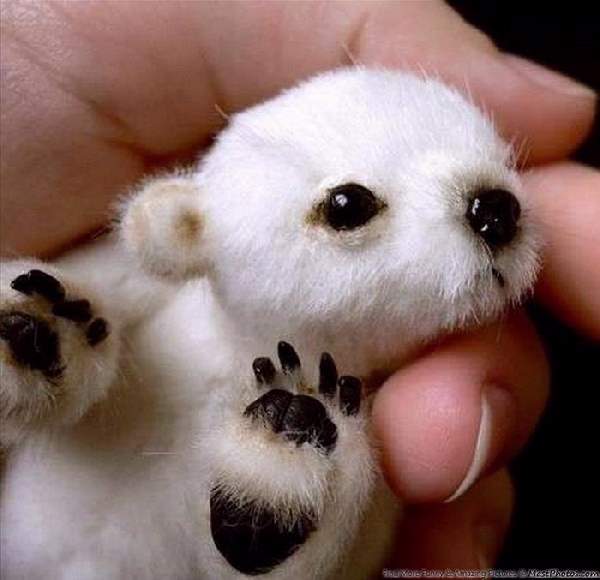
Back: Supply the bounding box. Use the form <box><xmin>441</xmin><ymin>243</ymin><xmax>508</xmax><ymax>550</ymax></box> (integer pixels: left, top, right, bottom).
<box><xmin>209</xmin><ymin>343</ymin><xmax>368</xmax><ymax>576</ymax></box>
<box><xmin>243</xmin><ymin>344</ymin><xmax>362</xmax><ymax>455</ymax></box>
<box><xmin>0</xmin><ymin>264</ymin><xmax>117</xmax><ymax>444</ymax></box>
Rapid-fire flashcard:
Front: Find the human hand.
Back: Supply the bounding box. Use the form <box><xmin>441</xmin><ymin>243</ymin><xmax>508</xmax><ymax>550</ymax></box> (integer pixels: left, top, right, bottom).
<box><xmin>374</xmin><ymin>160</ymin><xmax>600</xmax><ymax>567</ymax></box>
<box><xmin>1</xmin><ymin>0</ymin><xmax>597</xmax><ymax>569</ymax></box>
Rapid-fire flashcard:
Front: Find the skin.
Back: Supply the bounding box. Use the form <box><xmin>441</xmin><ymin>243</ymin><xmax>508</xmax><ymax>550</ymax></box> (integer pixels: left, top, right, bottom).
<box><xmin>1</xmin><ymin>0</ymin><xmax>598</xmax><ymax>568</ymax></box>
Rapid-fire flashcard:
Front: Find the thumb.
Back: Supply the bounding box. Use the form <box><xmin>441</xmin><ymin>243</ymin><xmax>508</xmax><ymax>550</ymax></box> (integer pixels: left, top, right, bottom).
<box><xmin>372</xmin><ymin>311</ymin><xmax>548</xmax><ymax>503</ymax></box>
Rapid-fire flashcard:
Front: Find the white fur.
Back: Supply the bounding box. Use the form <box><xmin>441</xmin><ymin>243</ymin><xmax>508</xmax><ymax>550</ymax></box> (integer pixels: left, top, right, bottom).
<box><xmin>0</xmin><ymin>260</ymin><xmax>121</xmax><ymax>445</ymax></box>
<box><xmin>0</xmin><ymin>68</ymin><xmax>540</xmax><ymax>579</ymax></box>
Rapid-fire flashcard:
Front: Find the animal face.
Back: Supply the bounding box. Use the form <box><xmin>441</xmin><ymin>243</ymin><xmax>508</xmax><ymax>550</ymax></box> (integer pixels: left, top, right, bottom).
<box><xmin>194</xmin><ymin>69</ymin><xmax>540</xmax><ymax>343</ymax></box>
<box><xmin>124</xmin><ymin>68</ymin><xmax>540</xmax><ymax>348</ymax></box>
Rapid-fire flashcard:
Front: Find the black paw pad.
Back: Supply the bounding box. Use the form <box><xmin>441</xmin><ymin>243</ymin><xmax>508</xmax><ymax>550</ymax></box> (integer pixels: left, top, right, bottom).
<box><xmin>281</xmin><ymin>395</ymin><xmax>337</xmax><ymax>451</ymax></box>
<box><xmin>52</xmin><ymin>299</ymin><xmax>92</xmax><ymax>323</ymax></box>
<box><xmin>252</xmin><ymin>357</ymin><xmax>277</xmax><ymax>385</ymax></box>
<box><xmin>0</xmin><ymin>311</ymin><xmax>62</xmax><ymax>378</ymax></box>
<box><xmin>210</xmin><ymin>487</ymin><xmax>315</xmax><ymax>575</ymax></box>
<box><xmin>86</xmin><ymin>318</ymin><xmax>109</xmax><ymax>346</ymax></box>
<box><xmin>277</xmin><ymin>341</ymin><xmax>301</xmax><ymax>374</ymax></box>
<box><xmin>11</xmin><ymin>270</ymin><xmax>66</xmax><ymax>303</ymax></box>
<box><xmin>244</xmin><ymin>389</ymin><xmax>293</xmax><ymax>429</ymax></box>
<box><xmin>339</xmin><ymin>375</ymin><xmax>361</xmax><ymax>416</ymax></box>
<box><xmin>318</xmin><ymin>352</ymin><xmax>338</xmax><ymax>399</ymax></box>
<box><xmin>244</xmin><ymin>389</ymin><xmax>337</xmax><ymax>453</ymax></box>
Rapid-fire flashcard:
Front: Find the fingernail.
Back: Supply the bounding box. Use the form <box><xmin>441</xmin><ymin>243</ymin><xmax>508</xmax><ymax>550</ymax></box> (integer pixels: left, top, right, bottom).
<box><xmin>474</xmin><ymin>523</ymin><xmax>501</xmax><ymax>568</ymax></box>
<box><xmin>445</xmin><ymin>384</ymin><xmax>515</xmax><ymax>503</ymax></box>
<box><xmin>503</xmin><ymin>54</ymin><xmax>596</xmax><ymax>100</ymax></box>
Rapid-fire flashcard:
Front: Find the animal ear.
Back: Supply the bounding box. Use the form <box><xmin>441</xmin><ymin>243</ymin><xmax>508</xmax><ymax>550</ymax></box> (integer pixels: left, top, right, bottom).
<box><xmin>120</xmin><ymin>171</ymin><xmax>209</xmax><ymax>280</ymax></box>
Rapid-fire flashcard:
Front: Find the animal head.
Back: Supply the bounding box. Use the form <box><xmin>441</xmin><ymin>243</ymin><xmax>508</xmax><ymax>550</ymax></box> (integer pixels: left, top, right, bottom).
<box><xmin>122</xmin><ymin>68</ymin><xmax>540</xmax><ymax>354</ymax></box>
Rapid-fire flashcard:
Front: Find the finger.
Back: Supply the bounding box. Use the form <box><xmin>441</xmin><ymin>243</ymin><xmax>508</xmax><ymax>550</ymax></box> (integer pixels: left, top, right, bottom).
<box><xmin>391</xmin><ymin>470</ymin><xmax>514</xmax><ymax>568</ymax></box>
<box><xmin>1</xmin><ymin>1</ymin><xmax>596</xmax><ymax>256</ymax></box>
<box><xmin>356</xmin><ymin>2</ymin><xmax>596</xmax><ymax>164</ymax></box>
<box><xmin>523</xmin><ymin>162</ymin><xmax>600</xmax><ymax>339</ymax></box>
<box><xmin>174</xmin><ymin>1</ymin><xmax>597</xmax><ymax>163</ymax></box>
<box><xmin>372</xmin><ymin>310</ymin><xmax>549</xmax><ymax>503</ymax></box>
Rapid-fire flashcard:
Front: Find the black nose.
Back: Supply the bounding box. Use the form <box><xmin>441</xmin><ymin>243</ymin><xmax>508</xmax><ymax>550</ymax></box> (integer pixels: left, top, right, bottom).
<box><xmin>466</xmin><ymin>189</ymin><xmax>521</xmax><ymax>249</ymax></box>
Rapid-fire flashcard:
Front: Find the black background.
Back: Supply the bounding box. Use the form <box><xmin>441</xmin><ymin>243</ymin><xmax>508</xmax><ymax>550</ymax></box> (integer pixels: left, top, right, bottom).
<box><xmin>449</xmin><ymin>1</ymin><xmax>599</xmax><ymax>567</ymax></box>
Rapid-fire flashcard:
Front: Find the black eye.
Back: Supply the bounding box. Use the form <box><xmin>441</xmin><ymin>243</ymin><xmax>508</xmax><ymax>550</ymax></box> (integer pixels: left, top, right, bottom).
<box><xmin>322</xmin><ymin>183</ymin><xmax>384</xmax><ymax>231</ymax></box>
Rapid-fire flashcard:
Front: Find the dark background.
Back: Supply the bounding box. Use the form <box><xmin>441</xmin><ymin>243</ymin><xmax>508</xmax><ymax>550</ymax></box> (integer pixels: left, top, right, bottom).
<box><xmin>449</xmin><ymin>1</ymin><xmax>599</xmax><ymax>568</ymax></box>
